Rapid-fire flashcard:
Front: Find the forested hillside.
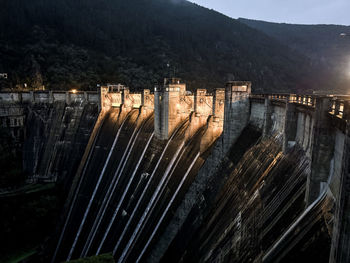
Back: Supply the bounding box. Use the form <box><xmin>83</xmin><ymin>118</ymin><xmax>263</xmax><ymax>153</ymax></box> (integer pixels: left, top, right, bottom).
<box><xmin>239</xmin><ymin>18</ymin><xmax>350</xmax><ymax>93</ymax></box>
<box><xmin>0</xmin><ymin>0</ymin><xmax>316</xmax><ymax>92</ymax></box>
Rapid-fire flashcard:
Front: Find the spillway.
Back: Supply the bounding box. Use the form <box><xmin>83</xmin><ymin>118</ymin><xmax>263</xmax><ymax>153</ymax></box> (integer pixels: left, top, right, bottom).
<box><xmin>51</xmin><ymin>96</ymin><xmax>219</xmax><ymax>262</ymax></box>
<box><xmin>173</xmin><ymin>135</ymin><xmax>311</xmax><ymax>262</ymax></box>
<box><xmin>46</xmin><ymin>80</ymin><xmax>347</xmax><ymax>263</ymax></box>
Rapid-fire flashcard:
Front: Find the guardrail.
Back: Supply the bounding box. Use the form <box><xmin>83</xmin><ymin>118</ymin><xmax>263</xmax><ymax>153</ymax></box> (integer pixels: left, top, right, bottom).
<box><xmin>0</xmin><ymin>90</ymin><xmax>100</xmax><ymax>104</ymax></box>
<box><xmin>250</xmin><ymin>94</ymin><xmax>350</xmax><ymax>121</ymax></box>
<box><xmin>250</xmin><ymin>94</ymin><xmax>316</xmax><ymax>107</ymax></box>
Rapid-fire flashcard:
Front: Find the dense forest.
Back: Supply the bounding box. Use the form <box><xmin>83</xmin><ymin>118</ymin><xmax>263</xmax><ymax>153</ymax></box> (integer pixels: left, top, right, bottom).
<box><xmin>239</xmin><ymin>18</ymin><xmax>350</xmax><ymax>93</ymax></box>
<box><xmin>0</xmin><ymin>0</ymin><xmax>319</xmax><ymax>93</ymax></box>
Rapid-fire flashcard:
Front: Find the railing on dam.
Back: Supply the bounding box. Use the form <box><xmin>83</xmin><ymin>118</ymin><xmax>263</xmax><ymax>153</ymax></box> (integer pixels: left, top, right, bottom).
<box><xmin>0</xmin><ymin>90</ymin><xmax>100</xmax><ymax>104</ymax></box>
<box><xmin>250</xmin><ymin>93</ymin><xmax>316</xmax><ymax>107</ymax></box>
<box><xmin>249</xmin><ymin>93</ymin><xmax>350</xmax><ymax>138</ymax></box>
<box><xmin>250</xmin><ymin>93</ymin><xmax>350</xmax><ymax>120</ymax></box>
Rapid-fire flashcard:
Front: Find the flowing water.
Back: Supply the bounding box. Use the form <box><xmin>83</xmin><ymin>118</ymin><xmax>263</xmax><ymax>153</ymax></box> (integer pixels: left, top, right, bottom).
<box><xmin>52</xmin><ymin>108</ymin><xmax>217</xmax><ymax>262</ymax></box>
<box><xmin>176</xmin><ymin>135</ymin><xmax>312</xmax><ymax>263</ymax></box>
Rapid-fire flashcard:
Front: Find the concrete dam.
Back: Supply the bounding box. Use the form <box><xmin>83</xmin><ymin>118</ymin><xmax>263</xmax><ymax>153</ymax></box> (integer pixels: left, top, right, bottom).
<box><xmin>2</xmin><ymin>79</ymin><xmax>350</xmax><ymax>262</ymax></box>
<box><xmin>50</xmin><ymin>79</ymin><xmax>225</xmax><ymax>262</ymax></box>
<box><xmin>0</xmin><ymin>91</ymin><xmax>99</xmax><ymax>188</ymax></box>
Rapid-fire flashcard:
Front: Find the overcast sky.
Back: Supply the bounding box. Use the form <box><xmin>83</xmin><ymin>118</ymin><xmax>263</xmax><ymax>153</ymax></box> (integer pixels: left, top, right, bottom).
<box><xmin>188</xmin><ymin>0</ymin><xmax>350</xmax><ymax>26</ymax></box>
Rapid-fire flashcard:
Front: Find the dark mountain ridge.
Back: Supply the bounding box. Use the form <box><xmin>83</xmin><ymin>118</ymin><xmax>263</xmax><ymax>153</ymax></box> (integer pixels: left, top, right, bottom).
<box><xmin>239</xmin><ymin>18</ymin><xmax>350</xmax><ymax>93</ymax></box>
<box><xmin>0</xmin><ymin>0</ymin><xmax>315</xmax><ymax>92</ymax></box>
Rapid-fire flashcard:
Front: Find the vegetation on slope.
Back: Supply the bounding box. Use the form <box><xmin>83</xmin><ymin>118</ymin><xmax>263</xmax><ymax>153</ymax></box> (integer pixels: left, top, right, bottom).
<box><xmin>239</xmin><ymin>18</ymin><xmax>350</xmax><ymax>93</ymax></box>
<box><xmin>0</xmin><ymin>0</ymin><xmax>315</xmax><ymax>92</ymax></box>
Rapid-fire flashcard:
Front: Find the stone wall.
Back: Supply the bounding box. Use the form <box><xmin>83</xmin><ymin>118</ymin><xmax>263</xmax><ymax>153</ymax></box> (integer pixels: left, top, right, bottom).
<box><xmin>151</xmin><ymin>91</ymin><xmax>350</xmax><ymax>263</ymax></box>
<box><xmin>249</xmin><ymin>99</ymin><xmax>265</xmax><ymax>129</ymax></box>
<box><xmin>0</xmin><ymin>91</ymin><xmax>100</xmax><ymax>185</ymax></box>
<box><xmin>0</xmin><ymin>91</ymin><xmax>99</xmax><ymax>104</ymax></box>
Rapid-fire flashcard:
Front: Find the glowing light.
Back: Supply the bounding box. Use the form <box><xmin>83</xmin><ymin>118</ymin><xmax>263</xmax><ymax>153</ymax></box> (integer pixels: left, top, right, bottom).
<box><xmin>347</xmin><ymin>59</ymin><xmax>350</xmax><ymax>79</ymax></box>
<box><xmin>71</xmin><ymin>89</ymin><xmax>78</xmax><ymax>94</ymax></box>
<box><xmin>111</xmin><ymin>102</ymin><xmax>121</xmax><ymax>107</ymax></box>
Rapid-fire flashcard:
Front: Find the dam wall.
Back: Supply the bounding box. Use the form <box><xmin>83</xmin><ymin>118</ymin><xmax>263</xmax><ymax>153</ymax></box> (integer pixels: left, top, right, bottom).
<box><xmin>49</xmin><ymin>78</ymin><xmax>231</xmax><ymax>262</ymax></box>
<box><xmin>100</xmin><ymin>79</ymin><xmax>225</xmax><ymax>141</ymax></box>
<box><xmin>0</xmin><ymin>90</ymin><xmax>99</xmax><ymax>104</ymax></box>
<box><xmin>248</xmin><ymin>94</ymin><xmax>349</xmax><ymax>205</ymax></box>
<box><xmin>248</xmin><ymin>95</ymin><xmax>350</xmax><ymax>263</ymax></box>
<box><xmin>154</xmin><ymin>78</ymin><xmax>194</xmax><ymax>140</ymax></box>
<box><xmin>222</xmin><ymin>81</ymin><xmax>251</xmax><ymax>153</ymax></box>
<box><xmin>0</xmin><ymin>90</ymin><xmax>99</xmax><ymax>186</ymax></box>
<box><xmin>4</xmin><ymin>79</ymin><xmax>350</xmax><ymax>263</ymax></box>
<box><xmin>23</xmin><ymin>102</ymin><xmax>98</xmax><ymax>184</ymax></box>
<box><xmin>152</xmin><ymin>90</ymin><xmax>350</xmax><ymax>263</ymax></box>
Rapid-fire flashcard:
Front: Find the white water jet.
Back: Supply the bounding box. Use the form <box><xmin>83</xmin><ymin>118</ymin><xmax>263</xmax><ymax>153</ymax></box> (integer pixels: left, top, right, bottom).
<box><xmin>81</xmin><ymin>117</ymin><xmax>143</xmax><ymax>257</ymax></box>
<box><xmin>66</xmin><ymin>115</ymin><xmax>128</xmax><ymax>261</ymax></box>
<box><xmin>110</xmin><ymin>125</ymin><xmax>182</xmax><ymax>256</ymax></box>
<box><xmin>51</xmin><ymin>111</ymin><xmax>107</xmax><ymax>263</ymax></box>
<box><xmin>117</xmin><ymin>141</ymin><xmax>185</xmax><ymax>263</ymax></box>
<box><xmin>136</xmin><ymin>152</ymin><xmax>200</xmax><ymax>262</ymax></box>
<box><xmin>96</xmin><ymin>133</ymin><xmax>155</xmax><ymax>254</ymax></box>
<box><xmin>122</xmin><ymin>139</ymin><xmax>188</xmax><ymax>260</ymax></box>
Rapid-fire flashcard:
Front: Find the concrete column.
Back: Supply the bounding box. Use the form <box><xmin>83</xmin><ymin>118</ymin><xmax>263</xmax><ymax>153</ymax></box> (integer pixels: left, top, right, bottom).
<box><xmin>194</xmin><ymin>89</ymin><xmax>205</xmax><ymax>115</ymax></box>
<box><xmin>154</xmin><ymin>89</ymin><xmax>161</xmax><ymax>139</ymax></box>
<box><xmin>30</xmin><ymin>91</ymin><xmax>35</xmax><ymax>103</ymax></box>
<box><xmin>330</xmin><ymin>101</ymin><xmax>350</xmax><ymax>263</ymax></box>
<box><xmin>282</xmin><ymin>100</ymin><xmax>297</xmax><ymax>153</ymax></box>
<box><xmin>98</xmin><ymin>92</ymin><xmax>101</xmax><ymax>113</ymax></box>
<box><xmin>142</xmin><ymin>89</ymin><xmax>149</xmax><ymax>106</ymax></box>
<box><xmin>65</xmin><ymin>92</ymin><xmax>71</xmax><ymax>105</ymax></box>
<box><xmin>84</xmin><ymin>91</ymin><xmax>88</xmax><ymax>102</ymax></box>
<box><xmin>100</xmin><ymin>86</ymin><xmax>109</xmax><ymax>112</ymax></box>
<box><xmin>213</xmin><ymin>88</ymin><xmax>225</xmax><ymax>120</ymax></box>
<box><xmin>263</xmin><ymin>97</ymin><xmax>273</xmax><ymax>138</ymax></box>
<box><xmin>306</xmin><ymin>97</ymin><xmax>334</xmax><ymax>205</ymax></box>
<box><xmin>222</xmin><ymin>81</ymin><xmax>251</xmax><ymax>154</ymax></box>
<box><xmin>49</xmin><ymin>91</ymin><xmax>54</xmax><ymax>103</ymax></box>
<box><xmin>154</xmin><ymin>89</ymin><xmax>169</xmax><ymax>140</ymax></box>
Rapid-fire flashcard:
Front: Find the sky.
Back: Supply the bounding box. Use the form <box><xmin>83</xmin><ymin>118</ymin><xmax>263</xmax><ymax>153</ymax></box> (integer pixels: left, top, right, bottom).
<box><xmin>188</xmin><ymin>0</ymin><xmax>350</xmax><ymax>26</ymax></box>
